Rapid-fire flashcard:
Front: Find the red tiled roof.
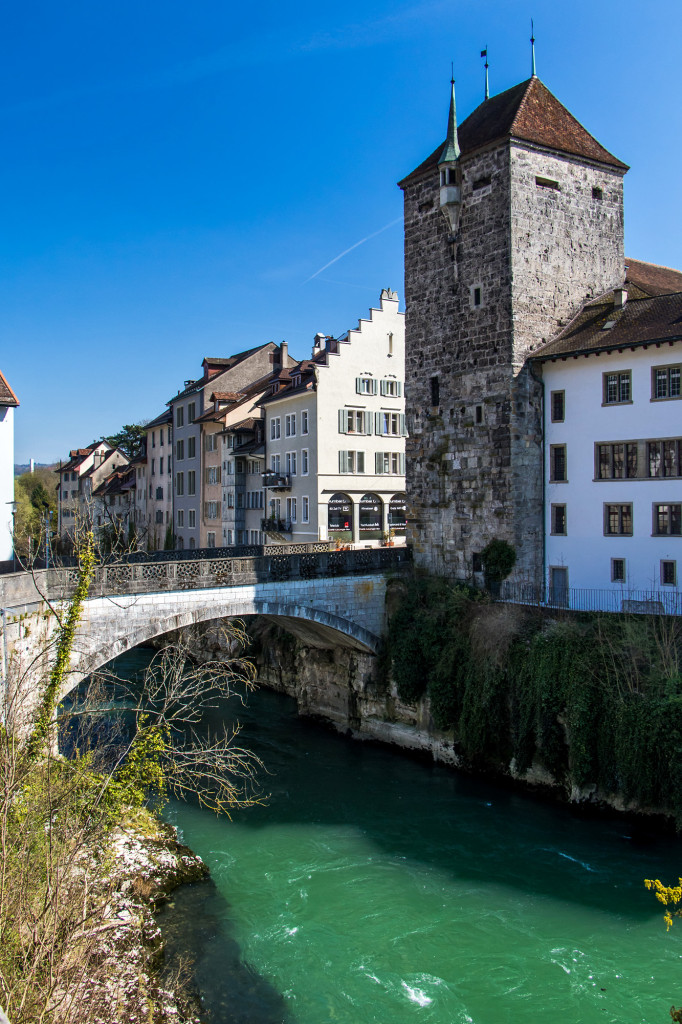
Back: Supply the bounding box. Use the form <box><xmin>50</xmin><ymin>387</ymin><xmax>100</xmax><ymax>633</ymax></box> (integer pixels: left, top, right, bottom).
<box><xmin>625</xmin><ymin>258</ymin><xmax>682</xmax><ymax>297</ymax></box>
<box><xmin>532</xmin><ymin>289</ymin><xmax>682</xmax><ymax>361</ymax></box>
<box><xmin>0</xmin><ymin>370</ymin><xmax>18</xmax><ymax>407</ymax></box>
<box><xmin>399</xmin><ymin>77</ymin><xmax>627</xmax><ymax>188</ymax></box>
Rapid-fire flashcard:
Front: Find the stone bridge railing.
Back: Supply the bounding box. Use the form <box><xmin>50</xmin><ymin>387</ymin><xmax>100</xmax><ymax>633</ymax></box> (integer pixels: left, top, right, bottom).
<box><xmin>46</xmin><ymin>546</ymin><xmax>412</xmax><ymax>601</ymax></box>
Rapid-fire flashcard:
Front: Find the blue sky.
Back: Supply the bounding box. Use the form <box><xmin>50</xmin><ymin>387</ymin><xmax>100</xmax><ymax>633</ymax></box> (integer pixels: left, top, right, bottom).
<box><xmin>2</xmin><ymin>0</ymin><xmax>681</xmax><ymax>463</ymax></box>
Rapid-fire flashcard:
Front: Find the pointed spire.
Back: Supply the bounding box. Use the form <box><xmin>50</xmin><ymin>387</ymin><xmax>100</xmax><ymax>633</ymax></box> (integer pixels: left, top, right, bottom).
<box><xmin>482</xmin><ymin>45</ymin><xmax>489</xmax><ymax>101</ymax></box>
<box><xmin>530</xmin><ymin>19</ymin><xmax>537</xmax><ymax>77</ymax></box>
<box><xmin>439</xmin><ymin>76</ymin><xmax>461</xmax><ymax>164</ymax></box>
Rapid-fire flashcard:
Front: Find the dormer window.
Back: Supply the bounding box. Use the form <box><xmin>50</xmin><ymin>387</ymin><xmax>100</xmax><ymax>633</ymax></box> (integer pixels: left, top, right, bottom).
<box><xmin>292</xmin><ymin>375</ymin><xmax>301</xmax><ymax>388</ymax></box>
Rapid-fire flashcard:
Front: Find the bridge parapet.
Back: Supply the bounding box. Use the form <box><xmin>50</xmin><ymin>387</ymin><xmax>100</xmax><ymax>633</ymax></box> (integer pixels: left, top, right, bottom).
<box><xmin>45</xmin><ymin>546</ymin><xmax>411</xmax><ymax>601</ymax></box>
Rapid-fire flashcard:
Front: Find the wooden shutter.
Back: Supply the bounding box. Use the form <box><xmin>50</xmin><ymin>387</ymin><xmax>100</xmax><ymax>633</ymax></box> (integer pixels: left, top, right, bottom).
<box><xmin>399</xmin><ymin>453</ymin><xmax>406</xmax><ymax>475</ymax></box>
<box><xmin>338</xmin><ymin>409</ymin><xmax>348</xmax><ymax>433</ymax></box>
<box><xmin>339</xmin><ymin>450</ymin><xmax>349</xmax><ymax>473</ymax></box>
<box><xmin>357</xmin><ymin>451</ymin><xmax>365</xmax><ymax>473</ymax></box>
<box><xmin>371</xmin><ymin>379</ymin><xmax>378</xmax><ymax>395</ymax></box>
<box><xmin>375</xmin><ymin>452</ymin><xmax>384</xmax><ymax>474</ymax></box>
<box><xmin>399</xmin><ymin>414</ymin><xmax>407</xmax><ymax>436</ymax></box>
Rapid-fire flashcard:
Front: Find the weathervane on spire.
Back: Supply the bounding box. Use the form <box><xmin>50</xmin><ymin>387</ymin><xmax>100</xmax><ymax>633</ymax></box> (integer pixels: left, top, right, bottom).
<box><xmin>530</xmin><ymin>19</ymin><xmax>536</xmax><ymax>77</ymax></box>
<box><xmin>481</xmin><ymin>46</ymin><xmax>489</xmax><ymax>100</ymax></box>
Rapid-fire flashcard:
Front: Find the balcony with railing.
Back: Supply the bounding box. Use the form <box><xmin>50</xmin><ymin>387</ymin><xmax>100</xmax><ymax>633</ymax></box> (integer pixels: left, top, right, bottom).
<box><xmin>262</xmin><ymin>472</ymin><xmax>292</xmax><ymax>491</ymax></box>
<box><xmin>261</xmin><ymin>517</ymin><xmax>292</xmax><ymax>534</ymax></box>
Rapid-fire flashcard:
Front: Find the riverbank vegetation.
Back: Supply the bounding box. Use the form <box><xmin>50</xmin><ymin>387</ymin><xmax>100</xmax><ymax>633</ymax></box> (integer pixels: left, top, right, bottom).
<box><xmin>1</xmin><ymin>537</ymin><xmax>263</xmax><ymax>1022</ymax></box>
<box><xmin>388</xmin><ymin>575</ymin><xmax>682</xmax><ymax>816</ymax></box>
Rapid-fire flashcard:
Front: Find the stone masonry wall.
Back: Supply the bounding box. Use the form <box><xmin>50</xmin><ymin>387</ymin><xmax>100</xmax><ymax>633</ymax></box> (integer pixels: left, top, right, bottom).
<box><xmin>509</xmin><ymin>144</ymin><xmax>625</xmax><ymax>366</ymax></box>
<box><xmin>402</xmin><ymin>138</ymin><xmax>625</xmax><ymax>585</ymax></box>
<box><xmin>403</xmin><ymin>143</ymin><xmax>543</xmax><ymax>581</ymax></box>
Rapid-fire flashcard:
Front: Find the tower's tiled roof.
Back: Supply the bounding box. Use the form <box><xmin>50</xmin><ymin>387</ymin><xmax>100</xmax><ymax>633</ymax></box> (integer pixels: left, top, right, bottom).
<box><xmin>625</xmin><ymin>258</ymin><xmax>682</xmax><ymax>297</ymax></box>
<box><xmin>0</xmin><ymin>370</ymin><xmax>18</xmax><ymax>407</ymax></box>
<box><xmin>399</xmin><ymin>77</ymin><xmax>627</xmax><ymax>187</ymax></box>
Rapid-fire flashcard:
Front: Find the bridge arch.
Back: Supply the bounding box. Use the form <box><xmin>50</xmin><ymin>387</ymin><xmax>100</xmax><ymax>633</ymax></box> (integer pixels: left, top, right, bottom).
<box><xmin>66</xmin><ymin>584</ymin><xmax>383</xmax><ymax>698</ymax></box>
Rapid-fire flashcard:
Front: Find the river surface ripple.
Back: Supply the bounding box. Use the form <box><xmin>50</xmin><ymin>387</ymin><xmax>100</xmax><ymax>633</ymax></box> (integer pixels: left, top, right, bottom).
<box><xmin>114</xmin><ymin>648</ymin><xmax>681</xmax><ymax>1024</ymax></box>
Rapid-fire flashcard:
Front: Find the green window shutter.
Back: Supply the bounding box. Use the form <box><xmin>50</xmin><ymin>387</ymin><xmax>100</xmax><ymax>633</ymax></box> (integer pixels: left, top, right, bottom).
<box><xmin>380</xmin><ymin>379</ymin><xmax>387</xmax><ymax>396</ymax></box>
<box><xmin>339</xmin><ymin>450</ymin><xmax>348</xmax><ymax>473</ymax></box>
<box><xmin>364</xmin><ymin>411</ymin><xmax>373</xmax><ymax>434</ymax></box>
<box><xmin>372</xmin><ymin>379</ymin><xmax>378</xmax><ymax>395</ymax></box>
<box><xmin>375</xmin><ymin>452</ymin><xmax>383</xmax><ymax>474</ymax></box>
<box><xmin>355</xmin><ymin>377</ymin><xmax>362</xmax><ymax>394</ymax></box>
<box><xmin>375</xmin><ymin>412</ymin><xmax>382</xmax><ymax>434</ymax></box>
<box><xmin>399</xmin><ymin>414</ymin><xmax>406</xmax><ymax>436</ymax></box>
<box><xmin>358</xmin><ymin>451</ymin><xmax>365</xmax><ymax>473</ymax></box>
<box><xmin>397</xmin><ymin>382</ymin><xmax>402</xmax><ymax>397</ymax></box>
<box><xmin>338</xmin><ymin>409</ymin><xmax>347</xmax><ymax>433</ymax></box>
<box><xmin>399</xmin><ymin>453</ymin><xmax>405</xmax><ymax>475</ymax></box>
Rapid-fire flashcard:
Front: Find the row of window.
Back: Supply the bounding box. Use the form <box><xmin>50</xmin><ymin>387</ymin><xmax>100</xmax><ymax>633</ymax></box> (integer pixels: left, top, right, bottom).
<box><xmin>150</xmin><ymin>427</ymin><xmax>172</xmax><ymax>447</ymax></box>
<box><xmin>550</xmin><ymin>502</ymin><xmax>682</xmax><ymax>537</ymax></box>
<box><xmin>550</xmin><ymin>364</ymin><xmax>681</xmax><ymax>420</ymax></box>
<box><xmin>338</xmin><ymin>410</ymin><xmax>407</xmax><ymax>436</ymax></box>
<box><xmin>338</xmin><ymin>451</ymin><xmax>406</xmax><ymax>475</ymax></box>
<box><xmin>268</xmin><ymin>497</ymin><xmax>310</xmax><ymax>523</ymax></box>
<box><xmin>354</xmin><ymin>378</ymin><xmax>402</xmax><ymax>397</ymax></box>
<box><xmin>150</xmin><ymin>457</ymin><xmax>172</xmax><ymax>475</ymax></box>
<box><xmin>550</xmin><ymin>439</ymin><xmax>682</xmax><ymax>482</ymax></box>
<box><xmin>223</xmin><ymin>491</ymin><xmax>264</xmax><ymax>509</ymax></box>
<box><xmin>175</xmin><ymin>438</ymin><xmax>196</xmax><ymax>460</ymax></box>
<box><xmin>175</xmin><ymin>402</ymin><xmax>196</xmax><ymax>427</ymax></box>
<box><xmin>268</xmin><ymin>451</ymin><xmax>309</xmax><ymax>476</ymax></box>
<box><xmin>270</xmin><ymin>411</ymin><xmax>309</xmax><ymax>440</ymax></box>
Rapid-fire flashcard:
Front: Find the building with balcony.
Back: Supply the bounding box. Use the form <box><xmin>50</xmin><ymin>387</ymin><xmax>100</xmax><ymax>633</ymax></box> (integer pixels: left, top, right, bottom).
<box><xmin>57</xmin><ymin>442</ymin><xmax>129</xmax><ymax>546</ymax></box>
<box><xmin>259</xmin><ymin>289</ymin><xmax>407</xmax><ymax>546</ymax></box>
<box><xmin>168</xmin><ymin>344</ymin><xmax>294</xmax><ymax>550</ymax></box>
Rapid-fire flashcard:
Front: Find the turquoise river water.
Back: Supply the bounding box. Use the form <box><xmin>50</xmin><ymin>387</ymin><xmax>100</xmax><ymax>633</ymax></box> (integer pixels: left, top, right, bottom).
<box><xmin>114</xmin><ymin>648</ymin><xmax>681</xmax><ymax>1024</ymax></box>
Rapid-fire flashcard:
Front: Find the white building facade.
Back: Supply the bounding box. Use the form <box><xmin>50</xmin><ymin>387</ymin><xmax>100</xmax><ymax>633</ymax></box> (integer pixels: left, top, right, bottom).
<box><xmin>536</xmin><ymin>283</ymin><xmax>682</xmax><ymax>602</ymax></box>
<box><xmin>0</xmin><ymin>371</ymin><xmax>19</xmax><ymax>564</ymax></box>
<box><xmin>260</xmin><ymin>290</ymin><xmax>407</xmax><ymax>546</ymax></box>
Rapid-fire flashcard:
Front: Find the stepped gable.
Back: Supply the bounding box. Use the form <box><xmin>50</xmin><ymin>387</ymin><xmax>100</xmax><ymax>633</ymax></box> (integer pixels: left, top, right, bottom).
<box><xmin>399</xmin><ymin>77</ymin><xmax>627</xmax><ymax>187</ymax></box>
<box><xmin>0</xmin><ymin>370</ymin><xmax>18</xmax><ymax>407</ymax></box>
<box><xmin>533</xmin><ymin>289</ymin><xmax>682</xmax><ymax>361</ymax></box>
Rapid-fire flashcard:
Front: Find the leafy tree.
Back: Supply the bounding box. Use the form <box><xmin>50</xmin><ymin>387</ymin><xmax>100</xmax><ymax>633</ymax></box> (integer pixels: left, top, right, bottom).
<box><xmin>104</xmin><ymin>422</ymin><xmax>147</xmax><ymax>459</ymax></box>
<box><xmin>13</xmin><ymin>467</ymin><xmax>59</xmax><ymax>558</ymax></box>
<box><xmin>481</xmin><ymin>538</ymin><xmax>517</xmax><ymax>586</ymax></box>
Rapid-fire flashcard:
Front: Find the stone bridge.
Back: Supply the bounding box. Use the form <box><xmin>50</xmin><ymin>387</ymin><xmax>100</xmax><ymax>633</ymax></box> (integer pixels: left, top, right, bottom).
<box><xmin>0</xmin><ymin>547</ymin><xmax>410</xmax><ymax>710</ymax></box>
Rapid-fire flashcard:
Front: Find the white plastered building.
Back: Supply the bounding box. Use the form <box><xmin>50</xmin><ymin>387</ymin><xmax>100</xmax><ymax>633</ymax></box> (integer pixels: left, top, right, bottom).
<box><xmin>535</xmin><ymin>269</ymin><xmax>682</xmax><ymax>601</ymax></box>
<box><xmin>260</xmin><ymin>290</ymin><xmax>407</xmax><ymax>546</ymax></box>
<box><xmin>0</xmin><ymin>370</ymin><xmax>19</xmax><ymax>564</ymax></box>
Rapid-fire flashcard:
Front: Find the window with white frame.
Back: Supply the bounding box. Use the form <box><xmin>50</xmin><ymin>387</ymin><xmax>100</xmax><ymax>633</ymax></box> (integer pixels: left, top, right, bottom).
<box><xmin>302</xmin><ymin>449</ymin><xmax>309</xmax><ymax>475</ymax></box>
<box><xmin>286</xmin><ymin>497</ymin><xmax>297</xmax><ymax>522</ymax></box>
<box><xmin>339</xmin><ymin>410</ymin><xmax>372</xmax><ymax>434</ymax></box>
<box><xmin>177</xmin><ymin>510</ymin><xmax>184</xmax><ymax>527</ymax></box>
<box><xmin>271</xmin><ymin>454</ymin><xmax>281</xmax><ymax>474</ymax></box>
<box><xmin>285</xmin><ymin>451</ymin><xmax>297</xmax><ymax>475</ymax></box>
<box><xmin>206</xmin><ymin>466</ymin><xmax>221</xmax><ymax>485</ymax></box>
<box><xmin>380</xmin><ymin>379</ymin><xmax>402</xmax><ymax>397</ymax></box>
<box><xmin>187</xmin><ymin>471</ymin><xmax>196</xmax><ymax>495</ymax></box>
<box><xmin>176</xmin><ymin>472</ymin><xmax>184</xmax><ymax>495</ymax></box>
<box><xmin>375</xmin><ymin>412</ymin><xmax>406</xmax><ymax>436</ymax></box>
<box><xmin>205</xmin><ymin>433</ymin><xmax>217</xmax><ymax>452</ymax></box>
<box><xmin>176</xmin><ymin>406</ymin><xmax>184</xmax><ymax>427</ymax></box>
<box><xmin>356</xmin><ymin>377</ymin><xmax>378</xmax><ymax>395</ymax></box>
<box><xmin>270</xmin><ymin>417</ymin><xmax>281</xmax><ymax>440</ymax></box>
<box><xmin>339</xmin><ymin>451</ymin><xmax>365</xmax><ymax>473</ymax></box>
<box><xmin>176</xmin><ymin>439</ymin><xmax>184</xmax><ymax>460</ymax></box>
<box><xmin>375</xmin><ymin>452</ymin><xmax>406</xmax><ymax>475</ymax></box>
<box><xmin>188</xmin><ymin>509</ymin><xmax>196</xmax><ymax>528</ymax></box>
<box><xmin>301</xmin><ymin>410</ymin><xmax>309</xmax><ymax>434</ymax></box>
<box><xmin>188</xmin><ymin>436</ymin><xmax>196</xmax><ymax>458</ymax></box>
<box><xmin>285</xmin><ymin>413</ymin><xmax>296</xmax><ymax>437</ymax></box>
<box><xmin>302</xmin><ymin>496</ymin><xmax>309</xmax><ymax>522</ymax></box>
<box><xmin>204</xmin><ymin>502</ymin><xmax>220</xmax><ymax>520</ymax></box>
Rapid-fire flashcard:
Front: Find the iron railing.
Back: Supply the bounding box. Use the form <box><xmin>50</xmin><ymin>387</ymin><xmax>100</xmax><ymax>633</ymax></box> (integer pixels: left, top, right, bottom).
<box><xmin>44</xmin><ymin>545</ymin><xmax>412</xmax><ymax>600</ymax></box>
<box><xmin>498</xmin><ymin>581</ymin><xmax>682</xmax><ymax>616</ymax></box>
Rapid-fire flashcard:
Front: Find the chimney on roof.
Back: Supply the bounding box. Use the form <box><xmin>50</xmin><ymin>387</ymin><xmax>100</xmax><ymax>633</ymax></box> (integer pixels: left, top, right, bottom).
<box><xmin>280</xmin><ymin>341</ymin><xmax>288</xmax><ymax>365</ymax></box>
<box><xmin>313</xmin><ymin>332</ymin><xmax>326</xmax><ymax>354</ymax></box>
<box><xmin>613</xmin><ymin>288</ymin><xmax>628</xmax><ymax>309</ymax></box>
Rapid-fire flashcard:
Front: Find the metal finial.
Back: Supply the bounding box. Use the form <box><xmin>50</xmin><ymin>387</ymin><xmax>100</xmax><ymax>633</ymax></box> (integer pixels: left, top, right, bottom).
<box><xmin>481</xmin><ymin>45</ymin><xmax>489</xmax><ymax>100</ymax></box>
<box><xmin>451</xmin><ymin>61</ymin><xmax>454</xmax><ymax>84</ymax></box>
<box><xmin>531</xmin><ymin>19</ymin><xmax>536</xmax><ymax>77</ymax></box>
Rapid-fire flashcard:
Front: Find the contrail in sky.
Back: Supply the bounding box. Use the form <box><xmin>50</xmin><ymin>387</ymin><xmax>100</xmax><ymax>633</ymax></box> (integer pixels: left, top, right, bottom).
<box><xmin>304</xmin><ymin>217</ymin><xmax>402</xmax><ymax>283</ymax></box>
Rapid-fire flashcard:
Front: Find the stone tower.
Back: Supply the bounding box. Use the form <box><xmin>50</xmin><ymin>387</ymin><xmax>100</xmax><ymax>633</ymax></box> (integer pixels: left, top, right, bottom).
<box><xmin>399</xmin><ymin>75</ymin><xmax>628</xmax><ymax>582</ymax></box>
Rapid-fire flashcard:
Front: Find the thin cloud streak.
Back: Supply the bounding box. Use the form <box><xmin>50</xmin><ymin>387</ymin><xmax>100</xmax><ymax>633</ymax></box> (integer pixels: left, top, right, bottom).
<box><xmin>304</xmin><ymin>218</ymin><xmax>402</xmax><ymax>283</ymax></box>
